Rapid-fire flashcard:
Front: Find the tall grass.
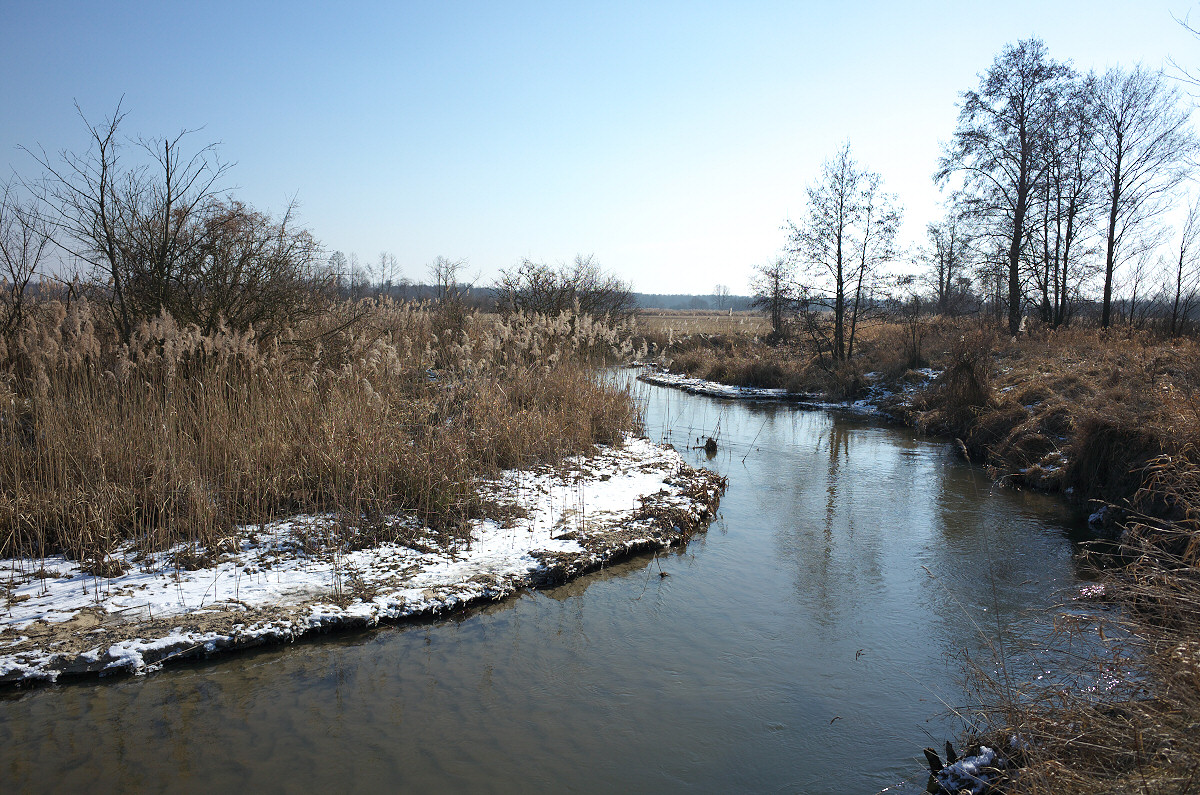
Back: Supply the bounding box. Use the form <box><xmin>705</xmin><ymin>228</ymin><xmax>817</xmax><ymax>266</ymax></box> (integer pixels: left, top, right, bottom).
<box><xmin>0</xmin><ymin>299</ymin><xmax>640</xmax><ymax>564</ymax></box>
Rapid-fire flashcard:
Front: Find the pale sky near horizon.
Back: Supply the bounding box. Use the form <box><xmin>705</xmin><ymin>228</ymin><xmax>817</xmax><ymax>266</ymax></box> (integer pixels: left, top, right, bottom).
<box><xmin>3</xmin><ymin>1</ymin><xmax>1198</xmax><ymax>295</ymax></box>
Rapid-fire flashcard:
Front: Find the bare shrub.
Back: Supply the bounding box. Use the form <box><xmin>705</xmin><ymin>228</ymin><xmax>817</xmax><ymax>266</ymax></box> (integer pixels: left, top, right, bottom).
<box><xmin>494</xmin><ymin>255</ymin><xmax>635</xmax><ymax>321</ymax></box>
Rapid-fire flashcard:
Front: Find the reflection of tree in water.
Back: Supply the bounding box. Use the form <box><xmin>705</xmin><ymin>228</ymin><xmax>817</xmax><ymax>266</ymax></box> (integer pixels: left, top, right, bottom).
<box><xmin>769</xmin><ymin>417</ymin><xmax>897</xmax><ymax>632</ymax></box>
<box><xmin>823</xmin><ymin>420</ymin><xmax>852</xmax><ymax>543</ymax></box>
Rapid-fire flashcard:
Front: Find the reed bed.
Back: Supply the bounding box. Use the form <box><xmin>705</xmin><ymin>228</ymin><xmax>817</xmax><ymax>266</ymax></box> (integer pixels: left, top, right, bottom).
<box><xmin>0</xmin><ymin>299</ymin><xmax>639</xmax><ymax>566</ymax></box>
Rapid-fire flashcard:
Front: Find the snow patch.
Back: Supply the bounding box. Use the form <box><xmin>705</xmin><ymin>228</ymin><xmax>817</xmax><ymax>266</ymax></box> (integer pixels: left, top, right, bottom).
<box><xmin>1</xmin><ymin>437</ymin><xmax>723</xmax><ymax>684</ymax></box>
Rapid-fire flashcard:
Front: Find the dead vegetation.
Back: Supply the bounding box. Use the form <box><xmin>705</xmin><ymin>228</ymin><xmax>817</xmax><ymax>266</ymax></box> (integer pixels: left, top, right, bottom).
<box><xmin>636</xmin><ymin>309</ymin><xmax>965</xmax><ymax>398</ymax></box>
<box><xmin>952</xmin><ymin>498</ymin><xmax>1200</xmax><ymax>793</ymax></box>
<box><xmin>0</xmin><ymin>298</ymin><xmax>640</xmax><ymax>564</ymax></box>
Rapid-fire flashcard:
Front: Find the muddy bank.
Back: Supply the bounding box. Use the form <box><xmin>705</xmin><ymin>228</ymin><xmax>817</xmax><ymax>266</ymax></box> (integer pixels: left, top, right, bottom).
<box><xmin>0</xmin><ymin>438</ymin><xmax>725</xmax><ymax>686</ymax></box>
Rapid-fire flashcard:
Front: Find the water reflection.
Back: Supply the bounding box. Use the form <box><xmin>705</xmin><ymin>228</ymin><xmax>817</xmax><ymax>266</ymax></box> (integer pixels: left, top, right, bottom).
<box><xmin>0</xmin><ymin>378</ymin><xmax>1086</xmax><ymax>794</ymax></box>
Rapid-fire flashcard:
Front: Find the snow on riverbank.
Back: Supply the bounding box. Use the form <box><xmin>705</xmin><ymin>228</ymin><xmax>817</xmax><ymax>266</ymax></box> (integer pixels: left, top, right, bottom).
<box><xmin>0</xmin><ymin>437</ymin><xmax>724</xmax><ymax>685</ymax></box>
<box><xmin>637</xmin><ymin>365</ymin><xmax>939</xmax><ymax>414</ymax></box>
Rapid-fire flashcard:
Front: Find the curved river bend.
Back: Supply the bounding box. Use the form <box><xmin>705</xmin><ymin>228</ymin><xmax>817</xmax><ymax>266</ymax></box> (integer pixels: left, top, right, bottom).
<box><xmin>0</xmin><ymin>376</ymin><xmax>1087</xmax><ymax>793</ymax></box>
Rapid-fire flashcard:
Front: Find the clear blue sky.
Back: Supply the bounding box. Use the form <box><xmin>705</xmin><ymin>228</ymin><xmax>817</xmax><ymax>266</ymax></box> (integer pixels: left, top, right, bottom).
<box><xmin>2</xmin><ymin>1</ymin><xmax>1197</xmax><ymax>294</ymax></box>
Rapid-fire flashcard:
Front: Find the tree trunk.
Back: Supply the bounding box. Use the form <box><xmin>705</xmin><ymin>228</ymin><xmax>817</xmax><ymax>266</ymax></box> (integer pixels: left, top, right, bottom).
<box><xmin>1102</xmin><ymin>153</ymin><xmax>1123</xmax><ymax>329</ymax></box>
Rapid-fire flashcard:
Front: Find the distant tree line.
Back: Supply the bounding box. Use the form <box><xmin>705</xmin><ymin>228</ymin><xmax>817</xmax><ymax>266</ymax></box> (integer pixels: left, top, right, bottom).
<box><xmin>634</xmin><ymin>292</ymin><xmax>756</xmax><ymax>311</ymax></box>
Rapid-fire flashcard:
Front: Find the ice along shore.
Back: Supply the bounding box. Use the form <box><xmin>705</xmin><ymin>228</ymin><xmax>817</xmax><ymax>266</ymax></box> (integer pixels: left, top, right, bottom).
<box><xmin>1</xmin><ymin>437</ymin><xmax>725</xmax><ymax>686</ymax></box>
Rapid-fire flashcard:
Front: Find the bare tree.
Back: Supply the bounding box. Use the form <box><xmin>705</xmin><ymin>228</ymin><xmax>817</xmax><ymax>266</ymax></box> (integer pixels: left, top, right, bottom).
<box><xmin>891</xmin><ymin>274</ymin><xmax>929</xmax><ymax>368</ymax></box>
<box><xmin>847</xmin><ymin>172</ymin><xmax>902</xmax><ymax>358</ymax></box>
<box><xmin>0</xmin><ymin>185</ymin><xmax>53</xmax><ymax>339</ymax></box>
<box><xmin>1029</xmin><ymin>74</ymin><xmax>1102</xmax><ymax>328</ymax></box>
<box><xmin>26</xmin><ymin>102</ymin><xmax>232</xmax><ymax>339</ymax></box>
<box><xmin>373</xmin><ymin>251</ymin><xmax>400</xmax><ymax>295</ymax></box>
<box><xmin>924</xmin><ymin>207</ymin><xmax>975</xmax><ymax>315</ymax></box>
<box><xmin>1119</xmin><ymin>239</ymin><xmax>1162</xmax><ymax>332</ymax></box>
<box><xmin>174</xmin><ymin>198</ymin><xmax>331</xmax><ymax>336</ymax></box>
<box><xmin>1095</xmin><ymin>65</ymin><xmax>1197</xmax><ymax>328</ymax></box>
<box><xmin>1168</xmin><ymin>11</ymin><xmax>1200</xmax><ymax>89</ymax></box>
<box><xmin>974</xmin><ymin>243</ymin><xmax>1010</xmax><ymax>324</ymax></box>
<box><xmin>788</xmin><ymin>142</ymin><xmax>900</xmax><ymax>360</ymax></box>
<box><xmin>790</xmin><ymin>142</ymin><xmax>858</xmax><ymax>359</ymax></box>
<box><xmin>749</xmin><ymin>256</ymin><xmax>798</xmax><ymax>339</ymax></box>
<box><xmin>713</xmin><ymin>284</ymin><xmax>731</xmax><ymax>311</ymax></box>
<box><xmin>937</xmin><ymin>39</ymin><xmax>1071</xmax><ymax>336</ymax></box>
<box><xmin>494</xmin><ymin>254</ymin><xmax>634</xmax><ymax>320</ymax></box>
<box><xmin>1166</xmin><ymin>195</ymin><xmax>1200</xmax><ymax>336</ymax></box>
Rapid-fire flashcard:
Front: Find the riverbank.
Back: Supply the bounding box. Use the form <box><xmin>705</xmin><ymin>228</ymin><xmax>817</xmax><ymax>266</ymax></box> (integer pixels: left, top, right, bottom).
<box><xmin>637</xmin><ymin>363</ymin><xmax>939</xmax><ymax>417</ymax></box>
<box><xmin>636</xmin><ymin>318</ymin><xmax>1200</xmax><ymax>793</ymax></box>
<box><xmin>1</xmin><ymin>437</ymin><xmax>725</xmax><ymax>686</ymax></box>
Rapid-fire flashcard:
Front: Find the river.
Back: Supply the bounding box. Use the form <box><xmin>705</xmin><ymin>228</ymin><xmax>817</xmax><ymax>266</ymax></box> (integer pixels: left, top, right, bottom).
<box><xmin>0</xmin><ymin>375</ymin><xmax>1089</xmax><ymax>793</ymax></box>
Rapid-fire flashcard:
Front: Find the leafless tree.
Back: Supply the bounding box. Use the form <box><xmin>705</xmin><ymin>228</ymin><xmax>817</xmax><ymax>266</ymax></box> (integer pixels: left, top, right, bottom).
<box><xmin>937</xmin><ymin>39</ymin><xmax>1071</xmax><ymax>336</ymax></box>
<box><xmin>373</xmin><ymin>251</ymin><xmax>401</xmax><ymax>295</ymax></box>
<box><xmin>0</xmin><ymin>185</ymin><xmax>53</xmax><ymax>339</ymax></box>
<box><xmin>891</xmin><ymin>274</ymin><xmax>929</xmax><ymax>368</ymax></box>
<box><xmin>749</xmin><ymin>256</ymin><xmax>798</xmax><ymax>339</ymax></box>
<box><xmin>846</xmin><ymin>172</ymin><xmax>902</xmax><ymax>357</ymax></box>
<box><xmin>788</xmin><ymin>142</ymin><xmax>901</xmax><ymax>360</ymax></box>
<box><xmin>1168</xmin><ymin>11</ymin><xmax>1200</xmax><ymax>89</ymax></box>
<box><xmin>1119</xmin><ymin>238</ymin><xmax>1163</xmax><ymax>332</ymax></box>
<box><xmin>428</xmin><ymin>255</ymin><xmax>468</xmax><ymax>303</ymax></box>
<box><xmin>974</xmin><ymin>243</ymin><xmax>1010</xmax><ymax>325</ymax></box>
<box><xmin>493</xmin><ymin>254</ymin><xmax>635</xmax><ymax>320</ymax></box>
<box><xmin>923</xmin><ymin>207</ymin><xmax>976</xmax><ymax>316</ymax></box>
<box><xmin>1028</xmin><ymin>74</ymin><xmax>1102</xmax><ymax>328</ymax></box>
<box><xmin>713</xmin><ymin>284</ymin><xmax>731</xmax><ymax>311</ymax></box>
<box><xmin>174</xmin><ymin>198</ymin><xmax>332</xmax><ymax>336</ymax></box>
<box><xmin>1165</xmin><ymin>195</ymin><xmax>1200</xmax><ymax>336</ymax></box>
<box><xmin>26</xmin><ymin>101</ymin><xmax>232</xmax><ymax>339</ymax></box>
<box><xmin>1095</xmin><ymin>65</ymin><xmax>1197</xmax><ymax>328</ymax></box>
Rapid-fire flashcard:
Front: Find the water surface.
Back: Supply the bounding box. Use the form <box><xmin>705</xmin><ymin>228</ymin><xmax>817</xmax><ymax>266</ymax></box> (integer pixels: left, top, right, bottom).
<box><xmin>0</xmin><ymin>377</ymin><xmax>1087</xmax><ymax>793</ymax></box>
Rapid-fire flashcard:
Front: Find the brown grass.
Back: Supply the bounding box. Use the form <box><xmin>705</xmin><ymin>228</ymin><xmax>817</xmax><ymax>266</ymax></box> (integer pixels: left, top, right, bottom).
<box><xmin>905</xmin><ymin>324</ymin><xmax>1200</xmax><ymax>506</ymax></box>
<box><xmin>0</xmin><ymin>299</ymin><xmax>639</xmax><ymax>563</ymax></box>
<box><xmin>910</xmin><ymin>327</ymin><xmax>1200</xmax><ymax>794</ymax></box>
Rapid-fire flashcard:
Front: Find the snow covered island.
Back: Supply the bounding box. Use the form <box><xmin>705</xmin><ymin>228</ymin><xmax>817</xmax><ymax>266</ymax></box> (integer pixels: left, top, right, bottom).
<box><xmin>1</xmin><ymin>437</ymin><xmax>725</xmax><ymax>686</ymax></box>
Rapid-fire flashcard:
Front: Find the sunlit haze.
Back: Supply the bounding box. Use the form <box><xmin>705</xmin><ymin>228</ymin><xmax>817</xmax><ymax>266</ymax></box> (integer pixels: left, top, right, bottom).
<box><xmin>3</xmin><ymin>1</ymin><xmax>1198</xmax><ymax>294</ymax></box>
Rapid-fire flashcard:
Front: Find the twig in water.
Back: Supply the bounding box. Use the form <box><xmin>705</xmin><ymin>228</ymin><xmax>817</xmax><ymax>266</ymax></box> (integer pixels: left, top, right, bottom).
<box><xmin>742</xmin><ymin>416</ymin><xmax>770</xmax><ymax>464</ymax></box>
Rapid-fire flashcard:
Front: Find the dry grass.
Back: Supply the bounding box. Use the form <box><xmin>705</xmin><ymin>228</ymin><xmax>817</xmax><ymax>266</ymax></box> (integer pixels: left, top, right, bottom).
<box><xmin>634</xmin><ymin>309</ymin><xmax>771</xmax><ymax>338</ymax></box>
<box><xmin>0</xmin><ymin>299</ymin><xmax>639</xmax><ymax>564</ymax></box>
<box><xmin>909</xmin><ymin>324</ymin><xmax>1200</xmax><ymax>504</ymax></box>
<box><xmin>639</xmin><ymin>310</ymin><xmax>969</xmax><ymax>398</ymax></box>
<box><xmin>957</xmin><ymin>497</ymin><xmax>1200</xmax><ymax>794</ymax></box>
<box><xmin>907</xmin><ymin>327</ymin><xmax>1200</xmax><ymax>794</ymax></box>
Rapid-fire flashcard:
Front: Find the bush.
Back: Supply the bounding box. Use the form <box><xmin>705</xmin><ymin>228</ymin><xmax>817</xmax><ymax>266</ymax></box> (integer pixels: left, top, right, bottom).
<box><xmin>494</xmin><ymin>255</ymin><xmax>635</xmax><ymax>320</ymax></box>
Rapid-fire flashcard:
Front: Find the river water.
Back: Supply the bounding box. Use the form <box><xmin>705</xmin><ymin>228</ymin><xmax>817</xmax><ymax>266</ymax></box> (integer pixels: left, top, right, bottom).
<box><xmin>0</xmin><ymin>376</ymin><xmax>1088</xmax><ymax>793</ymax></box>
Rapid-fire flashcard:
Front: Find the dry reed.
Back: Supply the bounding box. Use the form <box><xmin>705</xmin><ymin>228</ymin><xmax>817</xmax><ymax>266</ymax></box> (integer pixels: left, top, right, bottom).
<box><xmin>0</xmin><ymin>298</ymin><xmax>640</xmax><ymax>564</ymax></box>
